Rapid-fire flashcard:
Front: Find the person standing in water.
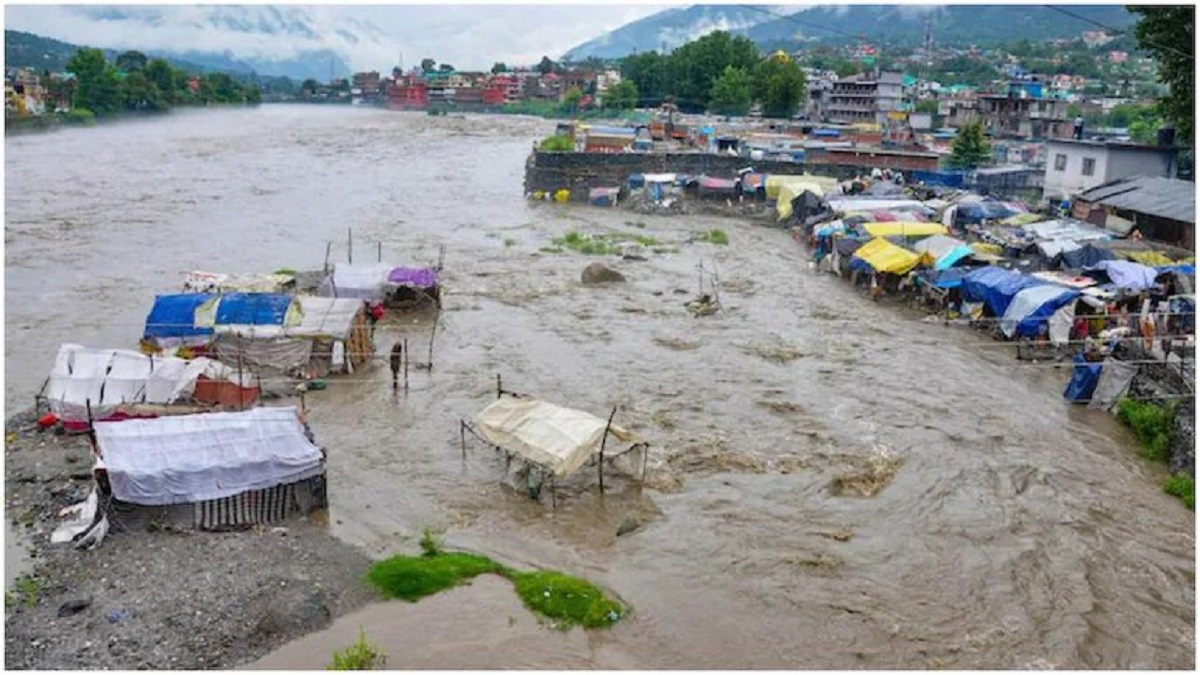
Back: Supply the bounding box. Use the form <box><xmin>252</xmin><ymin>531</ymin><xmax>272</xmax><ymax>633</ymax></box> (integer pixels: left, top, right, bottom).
<box><xmin>389</xmin><ymin>340</ymin><xmax>404</xmax><ymax>390</ymax></box>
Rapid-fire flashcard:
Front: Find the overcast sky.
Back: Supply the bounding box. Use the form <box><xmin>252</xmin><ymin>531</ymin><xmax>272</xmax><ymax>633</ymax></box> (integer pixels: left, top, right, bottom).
<box><xmin>3</xmin><ymin>4</ymin><xmax>672</xmax><ymax>71</ymax></box>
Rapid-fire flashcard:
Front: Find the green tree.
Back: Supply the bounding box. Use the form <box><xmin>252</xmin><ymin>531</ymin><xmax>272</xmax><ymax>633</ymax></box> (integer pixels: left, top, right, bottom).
<box><xmin>915</xmin><ymin>99</ymin><xmax>939</xmax><ymax>114</ymax></box>
<box><xmin>66</xmin><ymin>48</ymin><xmax>122</xmax><ymax>116</ymax></box>
<box><xmin>438</xmin><ymin>63</ymin><xmax>454</xmax><ymax>72</ymax></box>
<box><xmin>301</xmin><ymin>78</ymin><xmax>319</xmax><ymax>96</ymax></box>
<box><xmin>620</xmin><ymin>51</ymin><xmax>669</xmax><ymax>104</ymax></box>
<box><xmin>665</xmin><ymin>31</ymin><xmax>760</xmax><ymax>112</ymax></box>
<box><xmin>420</xmin><ymin>58</ymin><xmax>436</xmax><ymax>73</ymax></box>
<box><xmin>119</xmin><ymin>70</ymin><xmax>166</xmax><ymax>111</ymax></box>
<box><xmin>491</xmin><ymin>62</ymin><xmax>507</xmax><ymax>74</ymax></box>
<box><xmin>537</xmin><ymin>56</ymin><xmax>556</xmax><ymax>75</ymax></box>
<box><xmin>603</xmin><ymin>79</ymin><xmax>638</xmax><ymax>110</ymax></box>
<box><xmin>708</xmin><ymin>65</ymin><xmax>753</xmax><ymax>116</ymax></box>
<box><xmin>143</xmin><ymin>58</ymin><xmax>178</xmax><ymax>103</ymax></box>
<box><xmin>947</xmin><ymin>121</ymin><xmax>992</xmax><ymax>170</ymax></box>
<box><xmin>752</xmin><ymin>52</ymin><xmax>806</xmax><ymax>119</ymax></box>
<box><xmin>115</xmin><ymin>50</ymin><xmax>148</xmax><ymax>73</ymax></box>
<box><xmin>1129</xmin><ymin>5</ymin><xmax>1193</xmax><ymax>145</ymax></box>
<box><xmin>562</xmin><ymin>85</ymin><xmax>583</xmax><ymax>112</ymax></box>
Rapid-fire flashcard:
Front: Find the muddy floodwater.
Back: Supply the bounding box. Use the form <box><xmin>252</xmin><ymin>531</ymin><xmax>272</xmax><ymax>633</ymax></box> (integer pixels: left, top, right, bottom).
<box><xmin>5</xmin><ymin>106</ymin><xmax>1194</xmax><ymax>669</ymax></box>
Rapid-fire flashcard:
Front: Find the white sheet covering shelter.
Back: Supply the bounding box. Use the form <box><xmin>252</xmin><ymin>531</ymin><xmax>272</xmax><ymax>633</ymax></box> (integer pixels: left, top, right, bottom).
<box><xmin>43</xmin><ymin>344</ymin><xmax>247</xmax><ymax>422</ymax></box>
<box><xmin>94</xmin><ymin>406</ymin><xmax>324</xmax><ymax>506</ymax></box>
<box><xmin>287</xmin><ymin>296</ymin><xmax>362</xmax><ymax>339</ymax></box>
<box><xmin>475</xmin><ymin>397</ymin><xmax>643</xmax><ymax>478</ymax></box>
<box><xmin>319</xmin><ymin>263</ymin><xmax>394</xmax><ymax>301</ymax></box>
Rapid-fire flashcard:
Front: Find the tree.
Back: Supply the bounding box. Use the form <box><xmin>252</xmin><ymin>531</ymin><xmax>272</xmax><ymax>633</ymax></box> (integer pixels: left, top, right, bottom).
<box><xmin>708</xmin><ymin>65</ymin><xmax>753</xmax><ymax>116</ymax></box>
<box><xmin>915</xmin><ymin>99</ymin><xmax>939</xmax><ymax>114</ymax></box>
<box><xmin>115</xmin><ymin>50</ymin><xmax>148</xmax><ymax>73</ymax></box>
<box><xmin>300</xmin><ymin>78</ymin><xmax>319</xmax><ymax>96</ymax></box>
<box><xmin>665</xmin><ymin>31</ymin><xmax>760</xmax><ymax>112</ymax></box>
<box><xmin>620</xmin><ymin>51</ymin><xmax>669</xmax><ymax>104</ymax></box>
<box><xmin>603</xmin><ymin>79</ymin><xmax>638</xmax><ymax>110</ymax></box>
<box><xmin>420</xmin><ymin>58</ymin><xmax>436</xmax><ymax>72</ymax></box>
<box><xmin>66</xmin><ymin>48</ymin><xmax>122</xmax><ymax>116</ymax></box>
<box><xmin>947</xmin><ymin>121</ymin><xmax>992</xmax><ymax>170</ymax></box>
<box><xmin>1129</xmin><ymin>5</ymin><xmax>1193</xmax><ymax>144</ymax></box>
<box><xmin>752</xmin><ymin>51</ymin><xmax>806</xmax><ymax>119</ymax></box>
<box><xmin>562</xmin><ymin>85</ymin><xmax>583</xmax><ymax>112</ymax></box>
<box><xmin>537</xmin><ymin>56</ymin><xmax>556</xmax><ymax>75</ymax></box>
<box><xmin>439</xmin><ymin>63</ymin><xmax>455</xmax><ymax>72</ymax></box>
<box><xmin>119</xmin><ymin>70</ymin><xmax>166</xmax><ymax>111</ymax></box>
<box><xmin>143</xmin><ymin>58</ymin><xmax>178</xmax><ymax>103</ymax></box>
<box><xmin>491</xmin><ymin>62</ymin><xmax>508</xmax><ymax>74</ymax></box>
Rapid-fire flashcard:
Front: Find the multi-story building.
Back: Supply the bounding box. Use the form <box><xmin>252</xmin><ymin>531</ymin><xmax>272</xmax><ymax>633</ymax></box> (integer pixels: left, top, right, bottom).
<box><xmin>973</xmin><ymin>81</ymin><xmax>1073</xmax><ymax>140</ymax></box>
<box><xmin>1043</xmin><ymin>138</ymin><xmax>1179</xmax><ymax>200</ymax></box>
<box><xmin>824</xmin><ymin>71</ymin><xmax>903</xmax><ymax>125</ymax></box>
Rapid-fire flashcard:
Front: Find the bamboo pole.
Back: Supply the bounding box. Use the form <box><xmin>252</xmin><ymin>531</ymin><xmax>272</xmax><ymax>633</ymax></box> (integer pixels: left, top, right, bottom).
<box><xmin>377</xmin><ymin>241</ymin><xmax>382</xmax><ymax>263</ymax></box>
<box><xmin>598</xmin><ymin>406</ymin><xmax>617</xmax><ymax>494</ymax></box>
<box><xmin>427</xmin><ymin>318</ymin><xmax>437</xmax><ymax>370</ymax></box>
<box><xmin>496</xmin><ymin>374</ymin><xmax>502</xmax><ymax>399</ymax></box>
<box><xmin>236</xmin><ymin>336</ymin><xmax>245</xmax><ymax>411</ymax></box>
<box><xmin>460</xmin><ymin>421</ymin><xmax>466</xmax><ymax>460</ymax></box>
<box><xmin>403</xmin><ymin>338</ymin><xmax>409</xmax><ymax>392</ymax></box>
<box><xmin>348</xmin><ymin>228</ymin><xmax>353</xmax><ymax>265</ymax></box>
<box><xmin>324</xmin><ymin>241</ymin><xmax>332</xmax><ymax>275</ymax></box>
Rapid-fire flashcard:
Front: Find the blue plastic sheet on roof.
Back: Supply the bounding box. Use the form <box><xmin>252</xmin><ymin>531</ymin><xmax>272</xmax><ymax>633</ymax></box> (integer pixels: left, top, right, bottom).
<box><xmin>961</xmin><ymin>266</ymin><xmax>1047</xmax><ymax>316</ymax></box>
<box><xmin>918</xmin><ymin>268</ymin><xmax>970</xmax><ymax>289</ymax></box>
<box><xmin>1002</xmin><ymin>285</ymin><xmax>1081</xmax><ymax>338</ymax></box>
<box><xmin>213</xmin><ymin>293</ymin><xmax>293</xmax><ymax>326</ymax></box>
<box><xmin>144</xmin><ymin>293</ymin><xmax>214</xmax><ymax>339</ymax></box>
<box><xmin>1064</xmin><ymin>354</ymin><xmax>1102</xmax><ymax>403</ymax></box>
<box><xmin>812</xmin><ymin>129</ymin><xmax>841</xmax><ymax>137</ymax></box>
<box><xmin>628</xmin><ymin>174</ymin><xmax>646</xmax><ymax>189</ymax></box>
<box><xmin>1156</xmin><ymin>263</ymin><xmax>1195</xmax><ymax>276</ymax></box>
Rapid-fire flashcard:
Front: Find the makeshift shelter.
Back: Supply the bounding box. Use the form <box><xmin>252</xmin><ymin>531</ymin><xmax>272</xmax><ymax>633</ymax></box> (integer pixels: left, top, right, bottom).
<box><xmin>319</xmin><ymin>263</ymin><xmax>394</xmax><ymax>301</ymax></box>
<box><xmin>849</xmin><ymin>237</ymin><xmax>921</xmax><ymax>275</ymax></box>
<box><xmin>912</xmin><ymin>234</ymin><xmax>974</xmax><ymax>270</ymax></box>
<box><xmin>463</xmin><ymin>385</ymin><xmax>648</xmax><ymax>503</ymax></box>
<box><xmin>999</xmin><ymin>285</ymin><xmax>1081</xmax><ymax>338</ymax></box>
<box><xmin>766</xmin><ymin>174</ymin><xmax>838</xmax><ymax>201</ymax></box>
<box><xmin>285</xmin><ymin>296</ymin><xmax>374</xmax><ymax>376</ymax></box>
<box><xmin>142</xmin><ymin>293</ymin><xmax>216</xmax><ymax>352</ymax></box>
<box><xmin>961</xmin><ymin>267</ymin><xmax>1047</xmax><ymax>317</ymax></box>
<box><xmin>691</xmin><ymin>176</ymin><xmax>740</xmax><ymax>199</ymax></box>
<box><xmin>1086</xmin><ymin>260</ymin><xmax>1159</xmax><ymax>292</ymax></box>
<box><xmin>182</xmin><ymin>271</ymin><xmax>296</xmax><ymax>294</ymax></box>
<box><xmin>1060</xmin><ymin>244</ymin><xmax>1115</xmax><ymax>270</ymax></box>
<box><xmin>862</xmin><ymin>221</ymin><xmax>948</xmax><ymax>238</ymax></box>
<box><xmin>777</xmin><ymin>186</ymin><xmax>831</xmax><ymax>224</ymax></box>
<box><xmin>588</xmin><ymin>187</ymin><xmax>620</xmax><ymax>207</ymax></box>
<box><xmin>91</xmin><ymin>406</ymin><xmax>326</xmax><ymax>530</ymax></box>
<box><xmin>385</xmin><ymin>266</ymin><xmax>441</xmax><ymax>308</ymax></box>
<box><xmin>39</xmin><ymin>344</ymin><xmax>257</xmax><ymax>424</ymax></box>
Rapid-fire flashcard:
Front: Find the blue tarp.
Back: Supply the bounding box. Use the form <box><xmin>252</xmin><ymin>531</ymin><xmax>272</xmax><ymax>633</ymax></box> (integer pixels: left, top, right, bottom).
<box><xmin>918</xmin><ymin>267</ymin><xmax>970</xmax><ymax>289</ymax></box>
<box><xmin>628</xmin><ymin>174</ymin><xmax>646</xmax><ymax>189</ymax></box>
<box><xmin>144</xmin><ymin>294</ymin><xmax>214</xmax><ymax>339</ymax></box>
<box><xmin>213</xmin><ymin>293</ymin><xmax>293</xmax><ymax>326</ymax></box>
<box><xmin>909</xmin><ymin>170</ymin><xmax>966</xmax><ymax>188</ymax></box>
<box><xmin>1064</xmin><ymin>355</ymin><xmax>1102</xmax><ymax>403</ymax></box>
<box><xmin>1000</xmin><ymin>284</ymin><xmax>1081</xmax><ymax>338</ymax></box>
<box><xmin>1157</xmin><ymin>263</ymin><xmax>1196</xmax><ymax>276</ymax></box>
<box><xmin>812</xmin><ymin>129</ymin><xmax>841</xmax><ymax>138</ymax></box>
<box><xmin>961</xmin><ymin>267</ymin><xmax>1047</xmax><ymax>316</ymax></box>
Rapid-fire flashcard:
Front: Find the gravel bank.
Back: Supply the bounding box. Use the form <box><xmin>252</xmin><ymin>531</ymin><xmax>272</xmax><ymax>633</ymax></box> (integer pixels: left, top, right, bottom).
<box><xmin>3</xmin><ymin>409</ymin><xmax>380</xmax><ymax>670</ymax></box>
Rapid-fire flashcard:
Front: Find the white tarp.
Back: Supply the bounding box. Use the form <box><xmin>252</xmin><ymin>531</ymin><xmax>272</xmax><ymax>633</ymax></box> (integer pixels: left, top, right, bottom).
<box><xmin>287</xmin><ymin>296</ymin><xmax>361</xmax><ymax>339</ymax></box>
<box><xmin>320</xmin><ymin>263</ymin><xmax>394</xmax><ymax>301</ymax></box>
<box><xmin>1089</xmin><ymin>358</ymin><xmax>1139</xmax><ymax>412</ymax></box>
<box><xmin>826</xmin><ymin>199</ymin><xmax>927</xmax><ymax>214</ymax></box>
<box><xmin>95</xmin><ymin>406</ymin><xmax>324</xmax><ymax>506</ymax></box>
<box><xmin>1048</xmin><ymin>303</ymin><xmax>1075</xmax><ymax>346</ymax></box>
<box><xmin>43</xmin><ymin>345</ymin><xmax>241</xmax><ymax>421</ymax></box>
<box><xmin>475</xmin><ymin>397</ymin><xmax>643</xmax><ymax>478</ymax></box>
<box><xmin>1000</xmin><ymin>285</ymin><xmax>1079</xmax><ymax>339</ymax></box>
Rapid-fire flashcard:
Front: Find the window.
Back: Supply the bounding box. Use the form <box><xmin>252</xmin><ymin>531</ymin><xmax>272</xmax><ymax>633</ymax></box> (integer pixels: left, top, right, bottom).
<box><xmin>1054</xmin><ymin>153</ymin><xmax>1067</xmax><ymax>171</ymax></box>
<box><xmin>1082</xmin><ymin>157</ymin><xmax>1096</xmax><ymax>176</ymax></box>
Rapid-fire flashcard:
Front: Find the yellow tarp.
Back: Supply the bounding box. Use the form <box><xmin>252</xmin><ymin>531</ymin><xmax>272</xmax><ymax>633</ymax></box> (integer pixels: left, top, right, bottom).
<box><xmin>971</xmin><ymin>242</ymin><xmax>1004</xmax><ymax>256</ymax></box>
<box><xmin>862</xmin><ymin>222</ymin><xmax>948</xmax><ymax>238</ymax></box>
<box><xmin>775</xmin><ymin>182</ymin><xmax>827</xmax><ymax>222</ymax></box>
<box><xmin>766</xmin><ymin>174</ymin><xmax>837</xmax><ymax>200</ymax></box>
<box><xmin>852</xmin><ymin>237</ymin><xmax>921</xmax><ymax>275</ymax></box>
<box><xmin>1125</xmin><ymin>250</ymin><xmax>1174</xmax><ymax>267</ymax></box>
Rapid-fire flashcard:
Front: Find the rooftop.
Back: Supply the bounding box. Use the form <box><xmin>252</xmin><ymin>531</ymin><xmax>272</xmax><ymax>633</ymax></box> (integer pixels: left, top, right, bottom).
<box><xmin>1046</xmin><ymin>138</ymin><xmax>1179</xmax><ymax>153</ymax></box>
<box><xmin>1077</xmin><ymin>175</ymin><xmax>1195</xmax><ymax>224</ymax></box>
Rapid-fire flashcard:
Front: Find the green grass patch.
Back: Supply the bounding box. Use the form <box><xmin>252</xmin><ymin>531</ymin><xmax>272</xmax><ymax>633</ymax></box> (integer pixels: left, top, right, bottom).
<box><xmin>552</xmin><ymin>230</ymin><xmax>659</xmax><ymax>256</ymax></box>
<box><xmin>13</xmin><ymin>575</ymin><xmax>40</xmax><ymax>607</ymax></box>
<box><xmin>1115</xmin><ymin>398</ymin><xmax>1175</xmax><ymax>463</ymax></box>
<box><xmin>698</xmin><ymin>229</ymin><xmax>729</xmax><ymax>246</ymax></box>
<box><xmin>538</xmin><ymin>134</ymin><xmax>574</xmax><ymax>152</ymax></box>
<box><xmin>364</xmin><ymin>544</ymin><xmax>625</xmax><ymax>630</ymax></box>
<box><xmin>272</xmin><ymin>268</ymin><xmax>297</xmax><ymax>276</ymax></box>
<box><xmin>510</xmin><ymin>571</ymin><xmax>625</xmax><ymax>630</ymax></box>
<box><xmin>328</xmin><ymin>627</ymin><xmax>387</xmax><ymax>670</ymax></box>
<box><xmin>1162</xmin><ymin>474</ymin><xmax>1195</xmax><ymax>510</ymax></box>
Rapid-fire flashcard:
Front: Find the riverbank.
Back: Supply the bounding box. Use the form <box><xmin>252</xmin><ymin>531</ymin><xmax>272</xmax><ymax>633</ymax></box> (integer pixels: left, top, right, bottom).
<box><xmin>4</xmin><ymin>104</ymin><xmax>262</xmax><ymax>137</ymax></box>
<box><xmin>2</xmin><ymin>408</ymin><xmax>379</xmax><ymax>670</ymax></box>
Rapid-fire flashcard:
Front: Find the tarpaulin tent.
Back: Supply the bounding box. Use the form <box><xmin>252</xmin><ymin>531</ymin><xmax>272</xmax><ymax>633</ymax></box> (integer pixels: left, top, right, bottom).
<box><xmin>319</xmin><ymin>263</ymin><xmax>394</xmax><ymax>301</ymax></box>
<box><xmin>388</xmin><ymin>267</ymin><xmax>438</xmax><ymax>290</ymax></box>
<box><xmin>1125</xmin><ymin>250</ymin><xmax>1176</xmax><ymax>267</ymax></box>
<box><xmin>911</xmin><ymin>234</ymin><xmax>974</xmax><ymax>270</ymax></box>
<box><xmin>474</xmin><ymin>397</ymin><xmax>643</xmax><ymax>478</ymax></box>
<box><xmin>862</xmin><ymin>222</ymin><xmax>948</xmax><ymax>238</ymax></box>
<box><xmin>42</xmin><ymin>344</ymin><xmax>252</xmax><ymax>422</ymax></box>
<box><xmin>588</xmin><ymin>187</ymin><xmax>620</xmax><ymax>207</ymax></box>
<box><xmin>1086</xmin><ymin>260</ymin><xmax>1159</xmax><ymax>291</ymax></box>
<box><xmin>766</xmin><ymin>174</ymin><xmax>837</xmax><ymax>200</ymax></box>
<box><xmin>777</xmin><ymin>187</ymin><xmax>829</xmax><ymax>223</ymax></box>
<box><xmin>144</xmin><ymin>294</ymin><xmax>215</xmax><ymax>342</ymax></box>
<box><xmin>850</xmin><ymin>237</ymin><xmax>921</xmax><ymax>275</ymax></box>
<box><xmin>94</xmin><ymin>406</ymin><xmax>324</xmax><ymax>506</ymax></box>
<box><xmin>961</xmin><ymin>267</ymin><xmax>1047</xmax><ymax>316</ymax></box>
<box><xmin>211</xmin><ymin>293</ymin><xmax>295</xmax><ymax>327</ymax></box>
<box><xmin>1064</xmin><ymin>355</ymin><xmax>1102</xmax><ymax>403</ymax></box>
<box><xmin>999</xmin><ymin>284</ymin><xmax>1081</xmax><ymax>338</ymax></box>
<box><xmin>917</xmin><ymin>267</ymin><xmax>971</xmax><ymax>289</ymax></box>
<box><xmin>826</xmin><ymin>199</ymin><xmax>927</xmax><ymax>214</ymax></box>
<box><xmin>1060</xmin><ymin>244</ymin><xmax>1115</xmax><ymax>270</ymax></box>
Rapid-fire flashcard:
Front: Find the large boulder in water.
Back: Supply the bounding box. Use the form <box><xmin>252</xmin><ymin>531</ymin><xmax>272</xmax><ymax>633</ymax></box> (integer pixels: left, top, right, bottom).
<box><xmin>581</xmin><ymin>262</ymin><xmax>625</xmax><ymax>285</ymax></box>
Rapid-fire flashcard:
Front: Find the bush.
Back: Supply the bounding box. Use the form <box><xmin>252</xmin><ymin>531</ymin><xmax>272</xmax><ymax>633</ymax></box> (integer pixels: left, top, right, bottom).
<box><xmin>1162</xmin><ymin>474</ymin><xmax>1195</xmax><ymax>510</ymax></box>
<box><xmin>510</xmin><ymin>571</ymin><xmax>625</xmax><ymax>629</ymax></box>
<box><xmin>328</xmin><ymin>627</ymin><xmax>386</xmax><ymax>670</ymax></box>
<box><xmin>1115</xmin><ymin>398</ymin><xmax>1175</xmax><ymax>463</ymax></box>
<box><xmin>62</xmin><ymin>108</ymin><xmax>96</xmax><ymax>125</ymax></box>
<box><xmin>418</xmin><ymin>528</ymin><xmax>443</xmax><ymax>557</ymax></box>
<box><xmin>538</xmin><ymin>134</ymin><xmax>574</xmax><ymax>152</ymax></box>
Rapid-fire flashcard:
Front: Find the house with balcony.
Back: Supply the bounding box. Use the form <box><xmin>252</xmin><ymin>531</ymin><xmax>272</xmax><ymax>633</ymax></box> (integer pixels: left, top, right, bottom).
<box><xmin>824</xmin><ymin>71</ymin><xmax>903</xmax><ymax>125</ymax></box>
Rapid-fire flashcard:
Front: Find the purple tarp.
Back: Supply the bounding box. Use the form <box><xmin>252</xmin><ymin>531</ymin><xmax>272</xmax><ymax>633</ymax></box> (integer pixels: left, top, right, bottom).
<box><xmin>388</xmin><ymin>267</ymin><xmax>438</xmax><ymax>289</ymax></box>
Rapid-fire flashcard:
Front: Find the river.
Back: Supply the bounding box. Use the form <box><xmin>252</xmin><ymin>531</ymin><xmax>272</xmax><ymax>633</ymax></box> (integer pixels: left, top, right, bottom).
<box><xmin>5</xmin><ymin>105</ymin><xmax>1194</xmax><ymax>669</ymax></box>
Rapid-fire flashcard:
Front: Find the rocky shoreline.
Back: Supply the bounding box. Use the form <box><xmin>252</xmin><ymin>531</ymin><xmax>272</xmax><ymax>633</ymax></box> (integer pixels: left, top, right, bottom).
<box><xmin>3</xmin><ymin>408</ymin><xmax>380</xmax><ymax>670</ymax></box>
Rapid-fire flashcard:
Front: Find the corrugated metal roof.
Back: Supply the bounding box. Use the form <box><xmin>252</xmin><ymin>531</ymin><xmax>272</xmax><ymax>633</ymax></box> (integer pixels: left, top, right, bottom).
<box><xmin>1078</xmin><ymin>176</ymin><xmax>1195</xmax><ymax>224</ymax></box>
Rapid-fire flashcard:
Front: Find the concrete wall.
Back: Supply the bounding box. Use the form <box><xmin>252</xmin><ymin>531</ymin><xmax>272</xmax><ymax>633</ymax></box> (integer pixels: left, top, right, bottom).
<box><xmin>1105</xmin><ymin>147</ymin><xmax>1176</xmax><ymax>183</ymax></box>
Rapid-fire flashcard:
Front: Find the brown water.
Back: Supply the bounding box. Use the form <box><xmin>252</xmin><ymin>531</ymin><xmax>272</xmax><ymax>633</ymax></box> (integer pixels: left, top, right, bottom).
<box><xmin>5</xmin><ymin>106</ymin><xmax>1194</xmax><ymax>669</ymax></box>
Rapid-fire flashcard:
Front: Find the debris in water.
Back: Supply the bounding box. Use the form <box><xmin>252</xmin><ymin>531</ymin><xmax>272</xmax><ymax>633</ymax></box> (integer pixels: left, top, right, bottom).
<box><xmin>685</xmin><ymin>295</ymin><xmax>719</xmax><ymax>317</ymax></box>
<box><xmin>745</xmin><ymin>340</ymin><xmax>809</xmax><ymax>364</ymax></box>
<box><xmin>653</xmin><ymin>335</ymin><xmax>701</xmax><ymax>351</ymax></box>
<box><xmin>829</xmin><ymin>447</ymin><xmax>903</xmax><ymax>498</ymax></box>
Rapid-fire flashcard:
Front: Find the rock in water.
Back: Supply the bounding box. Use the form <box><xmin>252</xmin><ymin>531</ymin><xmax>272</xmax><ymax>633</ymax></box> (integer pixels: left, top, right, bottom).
<box><xmin>581</xmin><ymin>263</ymin><xmax>625</xmax><ymax>285</ymax></box>
<box><xmin>58</xmin><ymin>597</ymin><xmax>92</xmax><ymax>617</ymax></box>
<box><xmin>616</xmin><ymin>516</ymin><xmax>642</xmax><ymax>537</ymax></box>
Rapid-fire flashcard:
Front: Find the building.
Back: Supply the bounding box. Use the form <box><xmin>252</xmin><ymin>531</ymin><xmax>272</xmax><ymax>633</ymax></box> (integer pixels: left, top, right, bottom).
<box><xmin>825</xmin><ymin>71</ymin><xmax>903</xmax><ymax>125</ymax></box>
<box><xmin>387</xmin><ymin>74</ymin><xmax>427</xmax><ymax>109</ymax></box>
<box><xmin>353</xmin><ymin>71</ymin><xmax>382</xmax><ymax>94</ymax></box>
<box><xmin>1042</xmin><ymin>138</ymin><xmax>1179</xmax><ymax>201</ymax></box>
<box><xmin>938</xmin><ymin>90</ymin><xmax>981</xmax><ymax>128</ymax></box>
<box><xmin>488</xmin><ymin>73</ymin><xmax>523</xmax><ymax>103</ymax></box>
<box><xmin>976</xmin><ymin>82</ymin><xmax>1072</xmax><ymax>140</ymax></box>
<box><xmin>1073</xmin><ymin>176</ymin><xmax>1195</xmax><ymax>249</ymax></box>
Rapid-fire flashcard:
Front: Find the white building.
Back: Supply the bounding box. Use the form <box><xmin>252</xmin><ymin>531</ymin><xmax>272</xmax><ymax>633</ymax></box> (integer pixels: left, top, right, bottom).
<box><xmin>1042</xmin><ymin>138</ymin><xmax>1179</xmax><ymax>201</ymax></box>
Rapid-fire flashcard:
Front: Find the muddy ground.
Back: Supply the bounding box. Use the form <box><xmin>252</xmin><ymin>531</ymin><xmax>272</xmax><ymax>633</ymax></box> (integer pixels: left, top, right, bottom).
<box><xmin>3</xmin><ymin>410</ymin><xmax>379</xmax><ymax>670</ymax></box>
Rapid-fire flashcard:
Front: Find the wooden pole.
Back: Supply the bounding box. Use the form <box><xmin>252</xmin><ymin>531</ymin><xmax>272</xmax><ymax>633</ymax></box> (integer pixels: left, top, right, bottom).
<box><xmin>403</xmin><ymin>338</ymin><xmax>409</xmax><ymax>392</ymax></box>
<box><xmin>236</xmin><ymin>336</ymin><xmax>245</xmax><ymax>411</ymax></box>
<box><xmin>641</xmin><ymin>444</ymin><xmax>649</xmax><ymax>482</ymax></box>
<box><xmin>598</xmin><ymin>406</ymin><xmax>617</xmax><ymax>494</ymax></box>
<box><xmin>324</xmin><ymin>242</ymin><xmax>332</xmax><ymax>275</ymax></box>
<box><xmin>377</xmin><ymin>241</ymin><xmax>382</xmax><ymax>263</ymax></box>
<box><xmin>460</xmin><ymin>421</ymin><xmax>466</xmax><ymax>460</ymax></box>
<box><xmin>348</xmin><ymin>228</ymin><xmax>353</xmax><ymax>265</ymax></box>
<box><xmin>496</xmin><ymin>374</ymin><xmax>502</xmax><ymax>399</ymax></box>
<box><xmin>427</xmin><ymin>318</ymin><xmax>437</xmax><ymax>370</ymax></box>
